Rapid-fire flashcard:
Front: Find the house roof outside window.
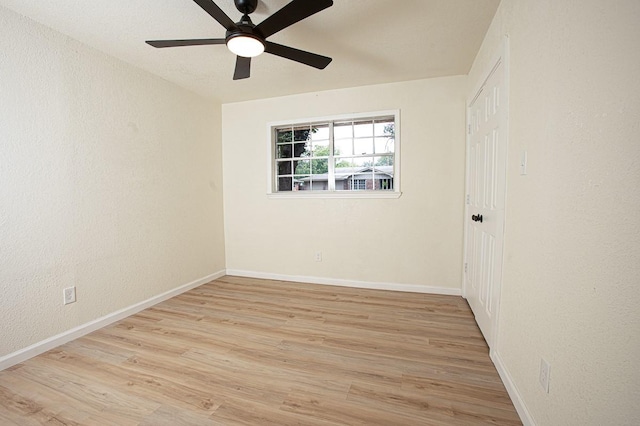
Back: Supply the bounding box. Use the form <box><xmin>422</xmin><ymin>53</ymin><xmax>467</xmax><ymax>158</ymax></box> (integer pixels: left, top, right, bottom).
<box><xmin>297</xmin><ymin>165</ymin><xmax>393</xmax><ymax>183</ymax></box>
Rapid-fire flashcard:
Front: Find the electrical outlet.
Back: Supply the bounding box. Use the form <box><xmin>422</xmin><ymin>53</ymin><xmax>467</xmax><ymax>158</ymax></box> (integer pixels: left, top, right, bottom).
<box><xmin>315</xmin><ymin>251</ymin><xmax>322</xmax><ymax>262</ymax></box>
<box><xmin>63</xmin><ymin>286</ymin><xmax>76</xmax><ymax>305</ymax></box>
<box><xmin>539</xmin><ymin>358</ymin><xmax>551</xmax><ymax>393</ymax></box>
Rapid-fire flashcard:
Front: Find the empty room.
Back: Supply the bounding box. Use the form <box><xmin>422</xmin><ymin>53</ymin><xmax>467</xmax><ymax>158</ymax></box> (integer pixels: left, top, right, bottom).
<box><xmin>1</xmin><ymin>0</ymin><xmax>638</xmax><ymax>425</ymax></box>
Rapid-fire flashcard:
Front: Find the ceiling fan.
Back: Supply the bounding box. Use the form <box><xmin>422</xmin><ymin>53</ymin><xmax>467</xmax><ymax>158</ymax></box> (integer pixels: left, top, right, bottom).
<box><xmin>146</xmin><ymin>0</ymin><xmax>333</xmax><ymax>80</ymax></box>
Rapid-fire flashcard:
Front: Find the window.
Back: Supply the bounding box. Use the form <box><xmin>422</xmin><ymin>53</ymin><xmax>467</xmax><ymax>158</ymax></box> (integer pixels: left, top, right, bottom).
<box><xmin>351</xmin><ymin>179</ymin><xmax>366</xmax><ymax>190</ymax></box>
<box><xmin>270</xmin><ymin>111</ymin><xmax>399</xmax><ymax>197</ymax></box>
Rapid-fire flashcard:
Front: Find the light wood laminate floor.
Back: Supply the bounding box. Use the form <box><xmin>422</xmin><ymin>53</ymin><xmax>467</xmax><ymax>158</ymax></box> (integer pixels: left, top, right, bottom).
<box><xmin>0</xmin><ymin>276</ymin><xmax>521</xmax><ymax>425</ymax></box>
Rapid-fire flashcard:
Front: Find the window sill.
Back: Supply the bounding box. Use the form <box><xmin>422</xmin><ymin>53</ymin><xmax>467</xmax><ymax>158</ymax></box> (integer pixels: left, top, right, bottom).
<box><xmin>267</xmin><ymin>191</ymin><xmax>402</xmax><ymax>200</ymax></box>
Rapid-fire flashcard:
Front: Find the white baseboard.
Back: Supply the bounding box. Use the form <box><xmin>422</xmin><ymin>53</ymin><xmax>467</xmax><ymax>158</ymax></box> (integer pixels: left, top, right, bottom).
<box><xmin>0</xmin><ymin>270</ymin><xmax>226</xmax><ymax>371</ymax></box>
<box><xmin>225</xmin><ymin>269</ymin><xmax>462</xmax><ymax>296</ymax></box>
<box><xmin>491</xmin><ymin>349</ymin><xmax>536</xmax><ymax>426</ymax></box>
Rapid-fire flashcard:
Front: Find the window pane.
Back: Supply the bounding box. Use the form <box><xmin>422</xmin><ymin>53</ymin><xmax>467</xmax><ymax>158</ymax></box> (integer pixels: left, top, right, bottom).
<box><xmin>308</xmin><ymin>179</ymin><xmax>329</xmax><ymax>191</ymax></box>
<box><xmin>354</xmin><ymin>120</ymin><xmax>374</xmax><ymax>138</ymax></box>
<box><xmin>374</xmin><ymin>157</ymin><xmax>394</xmax><ymax>190</ymax></box>
<box><xmin>334</xmin><ymin>161</ymin><xmax>351</xmax><ymax>191</ymax></box>
<box><xmin>277</xmin><ymin>160</ymin><xmax>292</xmax><ymax>175</ymax></box>
<box><xmin>374</xmin><ymin>137</ymin><xmax>394</xmax><ymax>154</ymax></box>
<box><xmin>305</xmin><ymin>170</ymin><xmax>329</xmax><ymax>191</ymax></box>
<box><xmin>334</xmin><ymin>122</ymin><xmax>352</xmax><ymax>139</ymax></box>
<box><xmin>277</xmin><ymin>144</ymin><xmax>293</xmax><ymax>159</ymax></box>
<box><xmin>296</xmin><ymin>175</ymin><xmax>328</xmax><ymax>191</ymax></box>
<box><xmin>335</xmin><ymin>158</ymin><xmax>356</xmax><ymax>169</ymax></box>
<box><xmin>354</xmin><ymin>138</ymin><xmax>374</xmax><ymax>155</ymax></box>
<box><xmin>374</xmin><ymin>120</ymin><xmax>394</xmax><ymax>137</ymax></box>
<box><xmin>335</xmin><ymin>156</ymin><xmax>374</xmax><ymax>168</ymax></box>
<box><xmin>277</xmin><ymin>128</ymin><xmax>292</xmax><ymax>143</ymax></box>
<box><xmin>311</xmin><ymin>158</ymin><xmax>329</xmax><ymax>175</ymax></box>
<box><xmin>374</xmin><ymin>156</ymin><xmax>394</xmax><ymax>168</ymax></box>
<box><xmin>335</xmin><ymin>159</ymin><xmax>352</xmax><ymax>191</ymax></box>
<box><xmin>294</xmin><ymin>159</ymin><xmax>310</xmax><ymax>175</ymax></box>
<box><xmin>294</xmin><ymin>175</ymin><xmax>311</xmax><ymax>191</ymax></box>
<box><xmin>278</xmin><ymin>177</ymin><xmax>292</xmax><ymax>191</ymax></box>
<box><xmin>294</xmin><ymin>126</ymin><xmax>312</xmax><ymax>142</ymax></box>
<box><xmin>311</xmin><ymin>125</ymin><xmax>329</xmax><ymax>141</ymax></box>
<box><xmin>312</xmin><ymin>139</ymin><xmax>329</xmax><ymax>156</ymax></box>
<box><xmin>351</xmin><ymin>156</ymin><xmax>374</xmax><ymax>167</ymax></box>
<box><xmin>293</xmin><ymin>142</ymin><xmax>311</xmax><ymax>158</ymax></box>
<box><xmin>334</xmin><ymin>139</ymin><xmax>353</xmax><ymax>156</ymax></box>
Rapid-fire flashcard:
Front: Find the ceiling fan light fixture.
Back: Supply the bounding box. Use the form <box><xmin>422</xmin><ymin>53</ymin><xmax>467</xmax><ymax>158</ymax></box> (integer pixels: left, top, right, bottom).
<box><xmin>226</xmin><ymin>33</ymin><xmax>265</xmax><ymax>57</ymax></box>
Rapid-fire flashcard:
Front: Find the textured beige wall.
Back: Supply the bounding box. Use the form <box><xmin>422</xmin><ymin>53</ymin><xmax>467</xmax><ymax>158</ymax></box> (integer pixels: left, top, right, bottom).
<box><xmin>222</xmin><ymin>77</ymin><xmax>466</xmax><ymax>289</ymax></box>
<box><xmin>469</xmin><ymin>1</ymin><xmax>640</xmax><ymax>424</ymax></box>
<box><xmin>0</xmin><ymin>7</ymin><xmax>225</xmax><ymax>357</ymax></box>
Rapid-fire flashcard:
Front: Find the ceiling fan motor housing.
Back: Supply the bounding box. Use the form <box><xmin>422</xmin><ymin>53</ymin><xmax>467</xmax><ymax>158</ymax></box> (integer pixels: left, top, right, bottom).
<box><xmin>234</xmin><ymin>0</ymin><xmax>258</xmax><ymax>15</ymax></box>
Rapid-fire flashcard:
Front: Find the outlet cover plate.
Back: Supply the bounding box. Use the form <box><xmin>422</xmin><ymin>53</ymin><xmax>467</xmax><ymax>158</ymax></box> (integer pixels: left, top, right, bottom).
<box><xmin>64</xmin><ymin>286</ymin><xmax>76</xmax><ymax>305</ymax></box>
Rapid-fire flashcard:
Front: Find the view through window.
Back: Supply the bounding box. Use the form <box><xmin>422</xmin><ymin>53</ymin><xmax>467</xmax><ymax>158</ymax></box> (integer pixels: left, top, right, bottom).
<box><xmin>274</xmin><ymin>114</ymin><xmax>397</xmax><ymax>193</ymax></box>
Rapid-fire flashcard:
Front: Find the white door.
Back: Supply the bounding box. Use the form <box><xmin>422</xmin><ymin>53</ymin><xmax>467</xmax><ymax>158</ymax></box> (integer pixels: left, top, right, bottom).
<box><xmin>464</xmin><ymin>48</ymin><xmax>509</xmax><ymax>349</ymax></box>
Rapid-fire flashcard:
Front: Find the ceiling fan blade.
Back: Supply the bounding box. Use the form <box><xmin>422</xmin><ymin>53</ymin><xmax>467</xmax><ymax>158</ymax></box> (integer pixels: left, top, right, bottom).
<box><xmin>234</xmin><ymin>56</ymin><xmax>251</xmax><ymax>80</ymax></box>
<box><xmin>193</xmin><ymin>0</ymin><xmax>236</xmax><ymax>31</ymax></box>
<box><xmin>256</xmin><ymin>0</ymin><xmax>333</xmax><ymax>39</ymax></box>
<box><xmin>265</xmin><ymin>42</ymin><xmax>332</xmax><ymax>70</ymax></box>
<box><xmin>146</xmin><ymin>38</ymin><xmax>226</xmax><ymax>48</ymax></box>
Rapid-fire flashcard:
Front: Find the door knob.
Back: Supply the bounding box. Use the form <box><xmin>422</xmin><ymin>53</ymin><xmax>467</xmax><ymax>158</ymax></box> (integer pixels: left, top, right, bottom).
<box><xmin>472</xmin><ymin>214</ymin><xmax>483</xmax><ymax>223</ymax></box>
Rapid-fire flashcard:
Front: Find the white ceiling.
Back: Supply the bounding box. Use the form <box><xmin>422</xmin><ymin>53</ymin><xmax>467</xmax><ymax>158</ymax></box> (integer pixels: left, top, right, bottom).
<box><xmin>0</xmin><ymin>0</ymin><xmax>500</xmax><ymax>103</ymax></box>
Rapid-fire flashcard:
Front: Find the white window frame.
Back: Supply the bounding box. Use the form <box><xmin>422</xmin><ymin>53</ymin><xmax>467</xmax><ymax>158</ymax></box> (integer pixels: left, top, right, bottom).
<box><xmin>267</xmin><ymin>110</ymin><xmax>401</xmax><ymax>199</ymax></box>
<box><xmin>351</xmin><ymin>179</ymin><xmax>367</xmax><ymax>191</ymax></box>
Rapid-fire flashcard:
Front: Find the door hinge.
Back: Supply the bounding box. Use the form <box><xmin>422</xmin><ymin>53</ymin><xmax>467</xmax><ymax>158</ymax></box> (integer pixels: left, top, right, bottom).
<box><xmin>466</xmin><ymin>194</ymin><xmax>470</xmax><ymax>204</ymax></box>
<box><xmin>464</xmin><ymin>263</ymin><xmax>468</xmax><ymax>273</ymax></box>
<box><xmin>468</xmin><ymin>124</ymin><xmax>471</xmax><ymax>135</ymax></box>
